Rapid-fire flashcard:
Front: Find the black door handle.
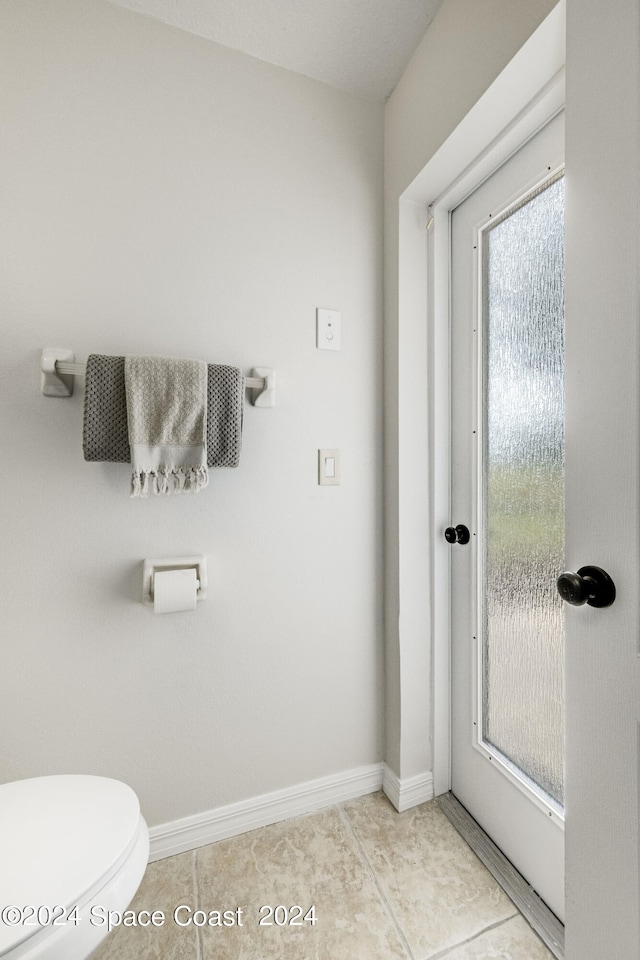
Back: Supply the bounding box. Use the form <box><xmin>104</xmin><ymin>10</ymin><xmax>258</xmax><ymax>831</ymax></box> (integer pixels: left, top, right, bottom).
<box><xmin>444</xmin><ymin>524</ymin><xmax>471</xmax><ymax>545</ymax></box>
<box><xmin>557</xmin><ymin>565</ymin><xmax>616</xmax><ymax>607</ymax></box>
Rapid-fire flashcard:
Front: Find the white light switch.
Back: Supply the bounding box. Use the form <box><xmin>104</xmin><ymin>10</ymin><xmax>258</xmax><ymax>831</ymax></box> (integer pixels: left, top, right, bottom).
<box><xmin>316</xmin><ymin>308</ymin><xmax>341</xmax><ymax>351</ymax></box>
<box><xmin>318</xmin><ymin>449</ymin><xmax>340</xmax><ymax>485</ymax></box>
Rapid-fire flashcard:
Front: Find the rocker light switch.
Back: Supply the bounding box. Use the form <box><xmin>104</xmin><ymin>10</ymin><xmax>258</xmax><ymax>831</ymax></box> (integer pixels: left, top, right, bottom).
<box><xmin>319</xmin><ymin>449</ymin><xmax>340</xmax><ymax>485</ymax></box>
<box><xmin>316</xmin><ymin>309</ymin><xmax>341</xmax><ymax>351</ymax></box>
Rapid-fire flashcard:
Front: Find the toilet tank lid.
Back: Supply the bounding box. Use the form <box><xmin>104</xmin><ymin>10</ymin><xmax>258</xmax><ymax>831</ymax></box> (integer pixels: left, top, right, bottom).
<box><xmin>0</xmin><ymin>775</ymin><xmax>143</xmax><ymax>939</ymax></box>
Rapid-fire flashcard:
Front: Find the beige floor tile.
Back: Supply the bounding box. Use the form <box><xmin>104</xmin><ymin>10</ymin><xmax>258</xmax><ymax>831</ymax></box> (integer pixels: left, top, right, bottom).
<box><xmin>196</xmin><ymin>805</ymin><xmax>410</xmax><ymax>960</ymax></box>
<box><xmin>439</xmin><ymin>915</ymin><xmax>554</xmax><ymax>959</ymax></box>
<box><xmin>90</xmin><ymin>851</ymin><xmax>199</xmax><ymax>960</ymax></box>
<box><xmin>343</xmin><ymin>793</ymin><xmax>518</xmax><ymax>960</ymax></box>
<box><xmin>87</xmin><ymin>793</ymin><xmax>556</xmax><ymax>960</ymax></box>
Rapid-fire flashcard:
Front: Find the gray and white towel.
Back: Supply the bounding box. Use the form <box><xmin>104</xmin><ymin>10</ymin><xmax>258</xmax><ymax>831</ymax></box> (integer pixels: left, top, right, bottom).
<box><xmin>124</xmin><ymin>356</ymin><xmax>208</xmax><ymax>497</ymax></box>
<box><xmin>83</xmin><ymin>354</ymin><xmax>244</xmax><ymax>488</ymax></box>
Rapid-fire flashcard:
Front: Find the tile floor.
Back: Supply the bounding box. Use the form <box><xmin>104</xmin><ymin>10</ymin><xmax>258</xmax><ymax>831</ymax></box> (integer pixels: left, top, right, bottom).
<box><xmin>92</xmin><ymin>792</ymin><xmax>554</xmax><ymax>960</ymax></box>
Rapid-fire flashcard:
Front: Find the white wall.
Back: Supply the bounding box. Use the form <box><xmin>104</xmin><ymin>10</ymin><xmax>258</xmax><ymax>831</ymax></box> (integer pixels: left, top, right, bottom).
<box><xmin>0</xmin><ymin>0</ymin><xmax>384</xmax><ymax>828</ymax></box>
<box><xmin>383</xmin><ymin>0</ymin><xmax>558</xmax><ymax>781</ymax></box>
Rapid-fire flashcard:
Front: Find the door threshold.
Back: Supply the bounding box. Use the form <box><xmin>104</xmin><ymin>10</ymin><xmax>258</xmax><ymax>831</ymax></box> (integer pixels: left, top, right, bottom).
<box><xmin>437</xmin><ymin>792</ymin><xmax>564</xmax><ymax>960</ymax></box>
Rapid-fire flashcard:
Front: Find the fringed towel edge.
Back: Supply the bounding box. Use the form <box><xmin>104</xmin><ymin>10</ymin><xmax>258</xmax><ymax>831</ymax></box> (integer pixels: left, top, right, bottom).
<box><xmin>130</xmin><ymin>465</ymin><xmax>209</xmax><ymax>498</ymax></box>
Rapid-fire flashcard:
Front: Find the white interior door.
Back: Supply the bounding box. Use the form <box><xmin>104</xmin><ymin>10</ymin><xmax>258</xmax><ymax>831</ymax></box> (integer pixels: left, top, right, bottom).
<box><xmin>563</xmin><ymin>0</ymin><xmax>640</xmax><ymax>955</ymax></box>
<box><xmin>450</xmin><ymin>112</ymin><xmax>565</xmax><ymax>921</ymax></box>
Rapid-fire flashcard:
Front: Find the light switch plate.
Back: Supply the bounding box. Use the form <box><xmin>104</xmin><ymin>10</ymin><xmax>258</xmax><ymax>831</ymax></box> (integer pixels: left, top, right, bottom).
<box><xmin>316</xmin><ymin>308</ymin><xmax>341</xmax><ymax>351</ymax></box>
<box><xmin>318</xmin><ymin>449</ymin><xmax>340</xmax><ymax>485</ymax></box>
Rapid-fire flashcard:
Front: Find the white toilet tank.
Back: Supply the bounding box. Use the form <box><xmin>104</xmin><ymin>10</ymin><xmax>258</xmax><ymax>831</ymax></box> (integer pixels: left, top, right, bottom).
<box><xmin>0</xmin><ymin>775</ymin><xmax>149</xmax><ymax>959</ymax></box>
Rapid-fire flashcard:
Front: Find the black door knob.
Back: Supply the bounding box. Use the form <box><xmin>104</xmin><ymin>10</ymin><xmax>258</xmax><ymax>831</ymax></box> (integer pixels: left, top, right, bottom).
<box><xmin>444</xmin><ymin>524</ymin><xmax>470</xmax><ymax>545</ymax></box>
<box><xmin>557</xmin><ymin>565</ymin><xmax>616</xmax><ymax>608</ymax></box>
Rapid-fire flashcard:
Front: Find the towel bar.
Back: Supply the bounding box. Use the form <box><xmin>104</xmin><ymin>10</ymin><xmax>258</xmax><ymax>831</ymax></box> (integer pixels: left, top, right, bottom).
<box><xmin>40</xmin><ymin>349</ymin><xmax>275</xmax><ymax>407</ymax></box>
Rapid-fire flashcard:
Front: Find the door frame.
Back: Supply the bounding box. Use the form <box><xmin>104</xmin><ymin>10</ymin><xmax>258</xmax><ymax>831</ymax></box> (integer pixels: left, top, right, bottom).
<box><xmin>395</xmin><ymin>2</ymin><xmax>566</xmax><ymax>797</ymax></box>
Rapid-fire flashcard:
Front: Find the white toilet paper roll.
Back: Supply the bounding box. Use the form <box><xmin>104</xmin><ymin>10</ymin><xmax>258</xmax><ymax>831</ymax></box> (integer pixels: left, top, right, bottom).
<box><xmin>153</xmin><ymin>569</ymin><xmax>198</xmax><ymax>614</ymax></box>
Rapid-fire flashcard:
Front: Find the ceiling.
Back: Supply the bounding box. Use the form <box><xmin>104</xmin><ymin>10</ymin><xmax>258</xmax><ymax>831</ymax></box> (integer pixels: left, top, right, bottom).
<box><xmin>105</xmin><ymin>0</ymin><xmax>445</xmax><ymax>101</ymax></box>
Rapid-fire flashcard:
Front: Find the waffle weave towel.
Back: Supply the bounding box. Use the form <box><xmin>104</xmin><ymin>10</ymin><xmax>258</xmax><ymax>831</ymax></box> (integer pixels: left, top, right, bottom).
<box><xmin>82</xmin><ymin>355</ymin><xmax>244</xmax><ymax>479</ymax></box>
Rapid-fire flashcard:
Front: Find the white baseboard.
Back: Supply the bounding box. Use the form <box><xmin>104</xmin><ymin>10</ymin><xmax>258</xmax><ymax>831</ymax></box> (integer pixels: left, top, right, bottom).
<box><xmin>381</xmin><ymin>763</ymin><xmax>434</xmax><ymax>812</ymax></box>
<box><xmin>149</xmin><ymin>763</ymin><xmax>384</xmax><ymax>862</ymax></box>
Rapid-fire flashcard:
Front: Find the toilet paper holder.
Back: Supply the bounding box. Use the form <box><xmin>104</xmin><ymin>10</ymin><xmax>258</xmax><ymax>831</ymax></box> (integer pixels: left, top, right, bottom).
<box><xmin>142</xmin><ymin>555</ymin><xmax>207</xmax><ymax>607</ymax></box>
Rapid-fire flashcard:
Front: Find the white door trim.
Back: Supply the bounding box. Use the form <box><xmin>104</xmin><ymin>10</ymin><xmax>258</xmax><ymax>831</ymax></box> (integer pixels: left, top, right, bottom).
<box><xmin>395</xmin><ymin>1</ymin><xmax>566</xmax><ymax>799</ymax></box>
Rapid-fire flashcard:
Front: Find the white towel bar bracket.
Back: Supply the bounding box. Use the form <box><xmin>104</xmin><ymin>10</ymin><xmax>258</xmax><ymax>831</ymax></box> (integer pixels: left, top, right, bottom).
<box><xmin>40</xmin><ymin>349</ymin><xmax>275</xmax><ymax>407</ymax></box>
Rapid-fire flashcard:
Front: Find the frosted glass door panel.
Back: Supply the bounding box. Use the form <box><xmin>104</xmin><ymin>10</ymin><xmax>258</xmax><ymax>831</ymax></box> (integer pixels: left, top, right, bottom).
<box><xmin>482</xmin><ymin>174</ymin><xmax>565</xmax><ymax>806</ymax></box>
